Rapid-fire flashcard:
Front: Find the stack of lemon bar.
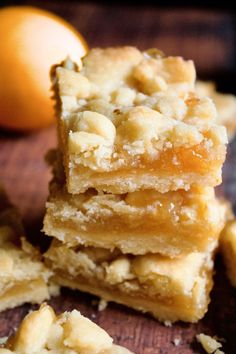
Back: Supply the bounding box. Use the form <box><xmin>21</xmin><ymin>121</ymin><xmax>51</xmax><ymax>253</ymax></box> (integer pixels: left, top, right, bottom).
<box><xmin>43</xmin><ymin>47</ymin><xmax>228</xmax><ymax>323</ymax></box>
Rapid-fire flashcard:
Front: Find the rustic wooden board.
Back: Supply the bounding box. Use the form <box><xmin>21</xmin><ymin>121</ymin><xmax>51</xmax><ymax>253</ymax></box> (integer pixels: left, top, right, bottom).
<box><xmin>0</xmin><ymin>2</ymin><xmax>236</xmax><ymax>353</ymax></box>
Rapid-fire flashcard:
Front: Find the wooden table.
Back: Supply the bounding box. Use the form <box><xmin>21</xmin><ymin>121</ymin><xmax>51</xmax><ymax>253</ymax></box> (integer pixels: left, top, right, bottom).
<box><xmin>0</xmin><ymin>2</ymin><xmax>236</xmax><ymax>353</ymax></box>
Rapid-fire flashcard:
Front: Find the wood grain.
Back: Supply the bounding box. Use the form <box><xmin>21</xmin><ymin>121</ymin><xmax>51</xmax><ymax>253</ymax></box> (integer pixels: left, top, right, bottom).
<box><xmin>0</xmin><ymin>2</ymin><xmax>236</xmax><ymax>353</ymax></box>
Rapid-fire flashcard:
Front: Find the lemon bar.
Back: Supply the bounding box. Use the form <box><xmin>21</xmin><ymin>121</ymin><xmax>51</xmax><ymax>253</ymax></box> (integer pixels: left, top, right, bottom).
<box><xmin>45</xmin><ymin>240</ymin><xmax>215</xmax><ymax>323</ymax></box>
<box><xmin>220</xmin><ymin>219</ymin><xmax>236</xmax><ymax>287</ymax></box>
<box><xmin>43</xmin><ymin>174</ymin><xmax>225</xmax><ymax>257</ymax></box>
<box><xmin>0</xmin><ymin>304</ymin><xmax>133</xmax><ymax>354</ymax></box>
<box><xmin>0</xmin><ymin>185</ymin><xmax>57</xmax><ymax>312</ymax></box>
<box><xmin>53</xmin><ymin>46</ymin><xmax>227</xmax><ymax>194</ymax></box>
<box><xmin>196</xmin><ymin>81</ymin><xmax>236</xmax><ymax>140</ymax></box>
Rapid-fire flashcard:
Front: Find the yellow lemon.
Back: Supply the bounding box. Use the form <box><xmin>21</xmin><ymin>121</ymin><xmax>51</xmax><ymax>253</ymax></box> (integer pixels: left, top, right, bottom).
<box><xmin>0</xmin><ymin>6</ymin><xmax>88</xmax><ymax>131</ymax></box>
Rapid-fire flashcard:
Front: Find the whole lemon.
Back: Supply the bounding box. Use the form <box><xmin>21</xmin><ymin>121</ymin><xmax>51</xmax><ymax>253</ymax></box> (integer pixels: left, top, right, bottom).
<box><xmin>0</xmin><ymin>6</ymin><xmax>88</xmax><ymax>131</ymax></box>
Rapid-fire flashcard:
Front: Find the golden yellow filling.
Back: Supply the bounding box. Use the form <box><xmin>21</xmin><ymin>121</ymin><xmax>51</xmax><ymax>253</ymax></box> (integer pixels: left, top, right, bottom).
<box><xmin>44</xmin><ymin>176</ymin><xmax>225</xmax><ymax>256</ymax></box>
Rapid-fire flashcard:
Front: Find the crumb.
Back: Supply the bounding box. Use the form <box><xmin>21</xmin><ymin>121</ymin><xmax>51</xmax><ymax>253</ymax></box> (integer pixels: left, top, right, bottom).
<box><xmin>173</xmin><ymin>337</ymin><xmax>181</xmax><ymax>346</ymax></box>
<box><xmin>91</xmin><ymin>313</ymin><xmax>97</xmax><ymax>319</ymax></box>
<box><xmin>164</xmin><ymin>320</ymin><xmax>172</xmax><ymax>327</ymax></box>
<box><xmin>0</xmin><ymin>337</ymin><xmax>8</xmax><ymax>345</ymax></box>
<box><xmin>98</xmin><ymin>299</ymin><xmax>108</xmax><ymax>311</ymax></box>
<box><xmin>172</xmin><ymin>155</ymin><xmax>179</xmax><ymax>165</ymax></box>
<box><xmin>196</xmin><ymin>333</ymin><xmax>223</xmax><ymax>353</ymax></box>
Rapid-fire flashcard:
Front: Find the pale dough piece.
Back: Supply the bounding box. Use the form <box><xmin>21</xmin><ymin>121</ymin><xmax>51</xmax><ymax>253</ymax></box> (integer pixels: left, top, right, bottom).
<box><xmin>0</xmin><ymin>304</ymin><xmax>133</xmax><ymax>354</ymax></box>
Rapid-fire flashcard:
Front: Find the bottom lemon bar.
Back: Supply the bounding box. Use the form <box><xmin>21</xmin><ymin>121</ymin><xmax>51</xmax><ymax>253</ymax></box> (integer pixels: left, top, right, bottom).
<box><xmin>0</xmin><ymin>185</ymin><xmax>58</xmax><ymax>312</ymax></box>
<box><xmin>45</xmin><ymin>240</ymin><xmax>216</xmax><ymax>323</ymax></box>
<box><xmin>0</xmin><ymin>304</ymin><xmax>133</xmax><ymax>354</ymax></box>
<box><xmin>220</xmin><ymin>219</ymin><xmax>236</xmax><ymax>287</ymax></box>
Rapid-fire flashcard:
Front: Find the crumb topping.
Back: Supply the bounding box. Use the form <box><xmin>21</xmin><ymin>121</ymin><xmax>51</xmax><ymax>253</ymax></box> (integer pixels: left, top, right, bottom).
<box><xmin>55</xmin><ymin>47</ymin><xmax>227</xmax><ymax>173</ymax></box>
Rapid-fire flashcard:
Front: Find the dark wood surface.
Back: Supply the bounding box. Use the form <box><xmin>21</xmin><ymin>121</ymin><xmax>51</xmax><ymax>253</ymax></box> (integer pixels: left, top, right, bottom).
<box><xmin>0</xmin><ymin>2</ymin><xmax>236</xmax><ymax>353</ymax></box>
<box><xmin>2</xmin><ymin>0</ymin><xmax>236</xmax><ymax>91</ymax></box>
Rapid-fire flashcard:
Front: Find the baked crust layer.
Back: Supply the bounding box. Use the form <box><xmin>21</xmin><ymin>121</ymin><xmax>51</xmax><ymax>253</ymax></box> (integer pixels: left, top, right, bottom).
<box><xmin>53</xmin><ymin>47</ymin><xmax>227</xmax><ymax>194</ymax></box>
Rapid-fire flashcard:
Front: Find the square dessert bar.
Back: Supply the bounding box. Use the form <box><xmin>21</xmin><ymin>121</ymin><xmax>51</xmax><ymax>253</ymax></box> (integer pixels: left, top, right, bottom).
<box><xmin>0</xmin><ymin>185</ymin><xmax>57</xmax><ymax>312</ymax></box>
<box><xmin>53</xmin><ymin>46</ymin><xmax>227</xmax><ymax>194</ymax></box>
<box><xmin>220</xmin><ymin>219</ymin><xmax>236</xmax><ymax>287</ymax></box>
<box><xmin>0</xmin><ymin>304</ymin><xmax>133</xmax><ymax>354</ymax></box>
<box><xmin>196</xmin><ymin>81</ymin><xmax>236</xmax><ymax>141</ymax></box>
<box><xmin>45</xmin><ymin>240</ymin><xmax>216</xmax><ymax>323</ymax></box>
<box><xmin>43</xmin><ymin>173</ymin><xmax>226</xmax><ymax>257</ymax></box>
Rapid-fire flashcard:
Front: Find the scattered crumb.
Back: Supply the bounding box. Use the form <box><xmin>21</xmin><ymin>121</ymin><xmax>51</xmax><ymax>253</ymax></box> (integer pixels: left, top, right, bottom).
<box><xmin>164</xmin><ymin>320</ymin><xmax>172</xmax><ymax>327</ymax></box>
<box><xmin>48</xmin><ymin>282</ymin><xmax>60</xmax><ymax>297</ymax></box>
<box><xmin>173</xmin><ymin>337</ymin><xmax>181</xmax><ymax>346</ymax></box>
<box><xmin>0</xmin><ymin>337</ymin><xmax>8</xmax><ymax>345</ymax></box>
<box><xmin>91</xmin><ymin>313</ymin><xmax>97</xmax><ymax>319</ymax></box>
<box><xmin>196</xmin><ymin>333</ymin><xmax>224</xmax><ymax>353</ymax></box>
<box><xmin>98</xmin><ymin>299</ymin><xmax>108</xmax><ymax>311</ymax></box>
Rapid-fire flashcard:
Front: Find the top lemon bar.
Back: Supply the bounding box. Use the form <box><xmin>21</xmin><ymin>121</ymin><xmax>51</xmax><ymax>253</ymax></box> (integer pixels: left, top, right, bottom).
<box><xmin>54</xmin><ymin>47</ymin><xmax>227</xmax><ymax>194</ymax></box>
